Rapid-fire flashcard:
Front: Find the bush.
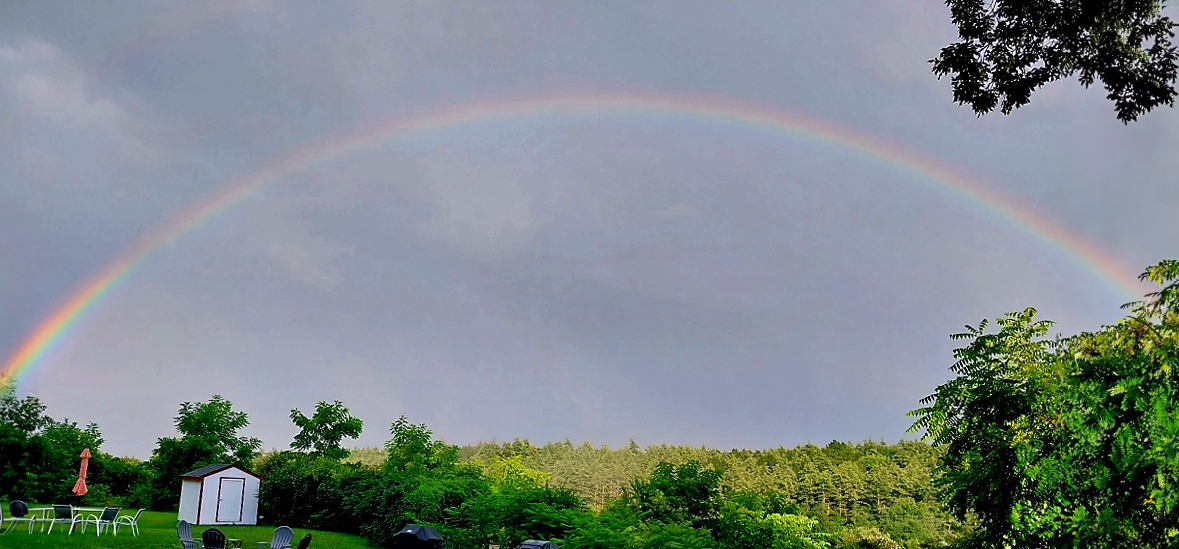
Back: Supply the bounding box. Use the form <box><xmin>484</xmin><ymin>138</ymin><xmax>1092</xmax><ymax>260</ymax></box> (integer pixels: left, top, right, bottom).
<box><xmin>257</xmin><ymin>451</ymin><xmax>360</xmax><ymax>530</ymax></box>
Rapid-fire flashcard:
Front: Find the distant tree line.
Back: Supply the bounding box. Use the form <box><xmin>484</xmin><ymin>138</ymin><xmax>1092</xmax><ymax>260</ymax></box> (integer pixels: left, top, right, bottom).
<box><xmin>0</xmin><ymin>381</ymin><xmax>963</xmax><ymax>548</ymax></box>
<box><xmin>259</xmin><ymin>421</ymin><xmax>959</xmax><ymax>549</ymax></box>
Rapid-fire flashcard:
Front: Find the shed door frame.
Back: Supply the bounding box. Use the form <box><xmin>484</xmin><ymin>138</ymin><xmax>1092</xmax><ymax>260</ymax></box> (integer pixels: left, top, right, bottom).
<box><xmin>215</xmin><ymin>477</ymin><xmax>246</xmax><ymax>523</ymax></box>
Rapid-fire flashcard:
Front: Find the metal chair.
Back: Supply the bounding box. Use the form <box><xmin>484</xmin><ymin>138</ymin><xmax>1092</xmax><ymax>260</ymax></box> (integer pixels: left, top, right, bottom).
<box><xmin>45</xmin><ymin>505</ymin><xmax>83</xmax><ymax>534</ymax></box>
<box><xmin>202</xmin><ymin>527</ymin><xmax>228</xmax><ymax>549</ymax></box>
<box><xmin>114</xmin><ymin>508</ymin><xmax>144</xmax><ymax>536</ymax></box>
<box><xmin>82</xmin><ymin>507</ymin><xmax>120</xmax><ymax>535</ymax></box>
<box><xmin>3</xmin><ymin>501</ymin><xmax>37</xmax><ymax>534</ymax></box>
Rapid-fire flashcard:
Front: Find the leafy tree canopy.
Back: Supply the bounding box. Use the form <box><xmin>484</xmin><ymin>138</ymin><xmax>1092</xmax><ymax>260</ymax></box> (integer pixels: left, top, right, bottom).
<box><xmin>0</xmin><ymin>388</ymin><xmax>50</xmax><ymax>433</ymax></box>
<box><xmin>173</xmin><ymin>394</ymin><xmax>261</xmax><ymax>461</ymax></box>
<box><xmin>934</xmin><ymin>0</ymin><xmax>1178</xmax><ymax>122</ymax></box>
<box><xmin>290</xmin><ymin>400</ymin><xmax>364</xmax><ymax>460</ymax></box>
<box><xmin>385</xmin><ymin>415</ymin><xmax>459</xmax><ymax>473</ymax></box>
<box><xmin>911</xmin><ymin>259</ymin><xmax>1179</xmax><ymax>548</ymax></box>
<box><xmin>627</xmin><ymin>460</ymin><xmax>724</xmax><ymax>528</ymax></box>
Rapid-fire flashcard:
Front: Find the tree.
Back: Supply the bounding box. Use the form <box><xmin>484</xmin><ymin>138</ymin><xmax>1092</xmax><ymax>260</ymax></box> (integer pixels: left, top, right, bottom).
<box><xmin>934</xmin><ymin>0</ymin><xmax>1178</xmax><ymax>122</ymax></box>
<box><xmin>1027</xmin><ymin>260</ymin><xmax>1179</xmax><ymax>548</ymax></box>
<box><xmin>0</xmin><ymin>391</ymin><xmax>49</xmax><ymax>499</ymax></box>
<box><xmin>290</xmin><ymin>400</ymin><xmax>364</xmax><ymax>460</ymax></box>
<box><xmin>145</xmin><ymin>395</ymin><xmax>261</xmax><ymax>510</ymax></box>
<box><xmin>908</xmin><ymin>308</ymin><xmax>1058</xmax><ymax>548</ymax></box>
<box><xmin>0</xmin><ymin>389</ymin><xmax>50</xmax><ymax>434</ymax></box>
<box><xmin>173</xmin><ymin>394</ymin><xmax>262</xmax><ymax>462</ymax></box>
<box><xmin>626</xmin><ymin>461</ymin><xmax>725</xmax><ymax>529</ymax></box>
<box><xmin>385</xmin><ymin>416</ymin><xmax>459</xmax><ymax>473</ymax></box>
<box><xmin>910</xmin><ymin>260</ymin><xmax>1179</xmax><ymax>548</ymax></box>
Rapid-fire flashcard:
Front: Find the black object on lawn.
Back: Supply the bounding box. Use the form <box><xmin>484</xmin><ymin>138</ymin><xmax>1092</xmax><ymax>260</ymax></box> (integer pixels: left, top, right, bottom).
<box><xmin>202</xmin><ymin>528</ymin><xmax>227</xmax><ymax>549</ymax></box>
<box><xmin>515</xmin><ymin>541</ymin><xmax>561</xmax><ymax>549</ymax></box>
<box><xmin>393</xmin><ymin>524</ymin><xmax>445</xmax><ymax>549</ymax></box>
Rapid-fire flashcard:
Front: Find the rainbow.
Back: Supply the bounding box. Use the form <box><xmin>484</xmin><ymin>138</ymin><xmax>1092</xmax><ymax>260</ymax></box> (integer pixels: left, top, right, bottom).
<box><xmin>0</xmin><ymin>92</ymin><xmax>1149</xmax><ymax>388</ymax></box>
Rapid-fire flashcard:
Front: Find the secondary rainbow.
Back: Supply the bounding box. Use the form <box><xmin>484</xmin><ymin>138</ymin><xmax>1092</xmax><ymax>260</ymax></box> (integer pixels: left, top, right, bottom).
<box><xmin>0</xmin><ymin>92</ymin><xmax>1148</xmax><ymax>388</ymax></box>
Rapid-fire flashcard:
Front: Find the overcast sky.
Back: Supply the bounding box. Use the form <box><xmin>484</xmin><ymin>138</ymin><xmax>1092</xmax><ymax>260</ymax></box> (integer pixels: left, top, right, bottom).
<box><xmin>2</xmin><ymin>1</ymin><xmax>1177</xmax><ymax>458</ymax></box>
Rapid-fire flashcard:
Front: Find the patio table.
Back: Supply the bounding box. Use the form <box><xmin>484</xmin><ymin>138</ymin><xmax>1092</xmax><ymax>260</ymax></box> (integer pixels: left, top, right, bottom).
<box><xmin>29</xmin><ymin>505</ymin><xmax>104</xmax><ymax>533</ymax></box>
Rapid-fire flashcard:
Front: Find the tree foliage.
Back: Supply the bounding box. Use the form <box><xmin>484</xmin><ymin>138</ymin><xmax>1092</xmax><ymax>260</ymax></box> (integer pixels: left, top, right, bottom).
<box><xmin>385</xmin><ymin>416</ymin><xmax>459</xmax><ymax>473</ymax></box>
<box><xmin>173</xmin><ymin>394</ymin><xmax>263</xmax><ymax>462</ymax></box>
<box><xmin>0</xmin><ymin>389</ymin><xmax>140</xmax><ymax>505</ymax></box>
<box><xmin>911</xmin><ymin>259</ymin><xmax>1179</xmax><ymax>548</ymax></box>
<box><xmin>290</xmin><ymin>400</ymin><xmax>364</xmax><ymax>460</ymax></box>
<box><xmin>934</xmin><ymin>0</ymin><xmax>1178</xmax><ymax>121</ymax></box>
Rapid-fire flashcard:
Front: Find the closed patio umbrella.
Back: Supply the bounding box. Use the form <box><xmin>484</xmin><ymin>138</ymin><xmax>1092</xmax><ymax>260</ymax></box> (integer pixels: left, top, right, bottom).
<box><xmin>72</xmin><ymin>448</ymin><xmax>91</xmax><ymax>496</ymax></box>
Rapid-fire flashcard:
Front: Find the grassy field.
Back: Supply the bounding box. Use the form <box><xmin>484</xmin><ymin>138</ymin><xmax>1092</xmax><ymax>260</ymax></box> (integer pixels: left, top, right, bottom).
<box><xmin>0</xmin><ymin>506</ymin><xmax>372</xmax><ymax>549</ymax></box>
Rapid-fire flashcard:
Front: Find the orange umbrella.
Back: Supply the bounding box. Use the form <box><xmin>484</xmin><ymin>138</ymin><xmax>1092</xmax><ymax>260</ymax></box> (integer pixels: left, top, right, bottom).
<box><xmin>72</xmin><ymin>448</ymin><xmax>91</xmax><ymax>496</ymax></box>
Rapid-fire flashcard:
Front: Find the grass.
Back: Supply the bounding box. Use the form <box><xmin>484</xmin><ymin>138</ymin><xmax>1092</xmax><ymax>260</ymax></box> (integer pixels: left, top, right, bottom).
<box><xmin>0</xmin><ymin>506</ymin><xmax>373</xmax><ymax>549</ymax></box>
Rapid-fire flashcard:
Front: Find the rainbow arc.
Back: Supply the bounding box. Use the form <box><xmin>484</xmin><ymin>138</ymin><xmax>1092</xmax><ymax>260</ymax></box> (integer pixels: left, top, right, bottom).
<box><xmin>0</xmin><ymin>92</ymin><xmax>1147</xmax><ymax>388</ymax></box>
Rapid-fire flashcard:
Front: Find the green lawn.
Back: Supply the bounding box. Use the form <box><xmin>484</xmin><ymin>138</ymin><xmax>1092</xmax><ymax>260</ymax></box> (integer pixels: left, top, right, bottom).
<box><xmin>0</xmin><ymin>507</ymin><xmax>373</xmax><ymax>549</ymax></box>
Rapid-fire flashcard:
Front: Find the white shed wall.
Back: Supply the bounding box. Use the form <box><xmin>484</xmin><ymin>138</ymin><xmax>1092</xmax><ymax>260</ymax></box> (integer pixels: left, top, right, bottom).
<box><xmin>178</xmin><ymin>480</ymin><xmax>201</xmax><ymax>524</ymax></box>
<box><xmin>241</xmin><ymin>475</ymin><xmax>260</xmax><ymax>524</ymax></box>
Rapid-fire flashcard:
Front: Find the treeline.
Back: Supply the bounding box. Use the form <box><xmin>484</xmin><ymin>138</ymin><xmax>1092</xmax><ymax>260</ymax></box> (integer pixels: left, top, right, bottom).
<box><xmin>0</xmin><ymin>383</ymin><xmax>965</xmax><ymax>549</ymax></box>
<box><xmin>0</xmin><ymin>392</ymin><xmax>257</xmax><ymax>510</ymax></box>
<box><xmin>349</xmin><ymin>439</ymin><xmax>969</xmax><ymax>548</ymax></box>
<box><xmin>0</xmin><ymin>389</ymin><xmax>145</xmax><ymax>506</ymax></box>
<box><xmin>262</xmin><ymin>421</ymin><xmax>965</xmax><ymax>549</ymax></box>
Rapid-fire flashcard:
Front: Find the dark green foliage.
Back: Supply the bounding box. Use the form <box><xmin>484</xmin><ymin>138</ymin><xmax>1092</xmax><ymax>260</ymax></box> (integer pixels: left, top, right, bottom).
<box><xmin>934</xmin><ymin>0</ymin><xmax>1178</xmax><ymax>121</ymax></box>
<box><xmin>263</xmin><ymin>418</ymin><xmax>953</xmax><ymax>549</ymax></box>
<box><xmin>907</xmin><ymin>308</ymin><xmax>1056</xmax><ymax>547</ymax></box>
<box><xmin>385</xmin><ymin>416</ymin><xmax>459</xmax><ymax>473</ymax></box>
<box><xmin>257</xmin><ymin>452</ymin><xmax>358</xmax><ymax>529</ymax></box>
<box><xmin>911</xmin><ymin>260</ymin><xmax>1179</xmax><ymax>548</ymax></box>
<box><xmin>290</xmin><ymin>400</ymin><xmax>364</xmax><ymax>460</ymax></box>
<box><xmin>0</xmin><ymin>388</ymin><xmax>50</xmax><ymax>432</ymax></box>
<box><xmin>173</xmin><ymin>394</ymin><xmax>263</xmax><ymax>463</ymax></box>
<box><xmin>626</xmin><ymin>461</ymin><xmax>724</xmax><ymax>529</ymax></box>
<box><xmin>461</xmin><ymin>439</ymin><xmax>960</xmax><ymax>548</ymax></box>
<box><xmin>0</xmin><ymin>388</ymin><xmax>148</xmax><ymax>505</ymax></box>
<box><xmin>88</xmin><ymin>453</ymin><xmax>149</xmax><ymax>506</ymax></box>
<box><xmin>443</xmin><ymin>483</ymin><xmax>586</xmax><ymax>549</ymax></box>
<box><xmin>0</xmin><ymin>393</ymin><xmax>44</xmax><ymax>499</ymax></box>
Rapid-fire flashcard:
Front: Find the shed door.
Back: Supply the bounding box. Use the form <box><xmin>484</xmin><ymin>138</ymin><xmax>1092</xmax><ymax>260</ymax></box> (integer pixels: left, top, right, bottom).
<box><xmin>217</xmin><ymin>477</ymin><xmax>245</xmax><ymax>522</ymax></box>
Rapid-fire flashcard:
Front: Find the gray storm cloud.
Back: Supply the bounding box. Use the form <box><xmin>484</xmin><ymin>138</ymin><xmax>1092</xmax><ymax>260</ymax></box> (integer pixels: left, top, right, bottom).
<box><xmin>2</xmin><ymin>1</ymin><xmax>1175</xmax><ymax>457</ymax></box>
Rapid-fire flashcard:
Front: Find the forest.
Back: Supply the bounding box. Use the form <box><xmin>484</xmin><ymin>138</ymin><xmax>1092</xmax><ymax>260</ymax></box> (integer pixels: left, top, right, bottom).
<box><xmin>0</xmin><ymin>389</ymin><xmax>959</xmax><ymax>549</ymax></box>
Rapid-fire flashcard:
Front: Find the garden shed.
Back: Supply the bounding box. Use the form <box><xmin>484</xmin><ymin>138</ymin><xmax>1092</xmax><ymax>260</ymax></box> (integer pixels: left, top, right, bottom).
<box><xmin>178</xmin><ymin>464</ymin><xmax>262</xmax><ymax>525</ymax></box>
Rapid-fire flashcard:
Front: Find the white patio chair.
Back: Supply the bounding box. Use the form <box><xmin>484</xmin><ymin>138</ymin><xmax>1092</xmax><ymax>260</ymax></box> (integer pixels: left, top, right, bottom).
<box><xmin>45</xmin><ymin>505</ymin><xmax>84</xmax><ymax>534</ymax></box>
<box><xmin>114</xmin><ymin>508</ymin><xmax>144</xmax><ymax>536</ymax></box>
<box><xmin>82</xmin><ymin>507</ymin><xmax>119</xmax><ymax>535</ymax></box>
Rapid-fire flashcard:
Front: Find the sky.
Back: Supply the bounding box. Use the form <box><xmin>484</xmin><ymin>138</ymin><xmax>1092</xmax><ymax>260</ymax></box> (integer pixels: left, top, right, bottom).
<box><xmin>2</xmin><ymin>1</ymin><xmax>1177</xmax><ymax>459</ymax></box>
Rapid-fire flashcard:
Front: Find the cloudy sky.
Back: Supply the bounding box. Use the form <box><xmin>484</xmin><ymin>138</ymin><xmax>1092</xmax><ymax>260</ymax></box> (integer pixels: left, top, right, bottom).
<box><xmin>2</xmin><ymin>1</ymin><xmax>1176</xmax><ymax>458</ymax></box>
